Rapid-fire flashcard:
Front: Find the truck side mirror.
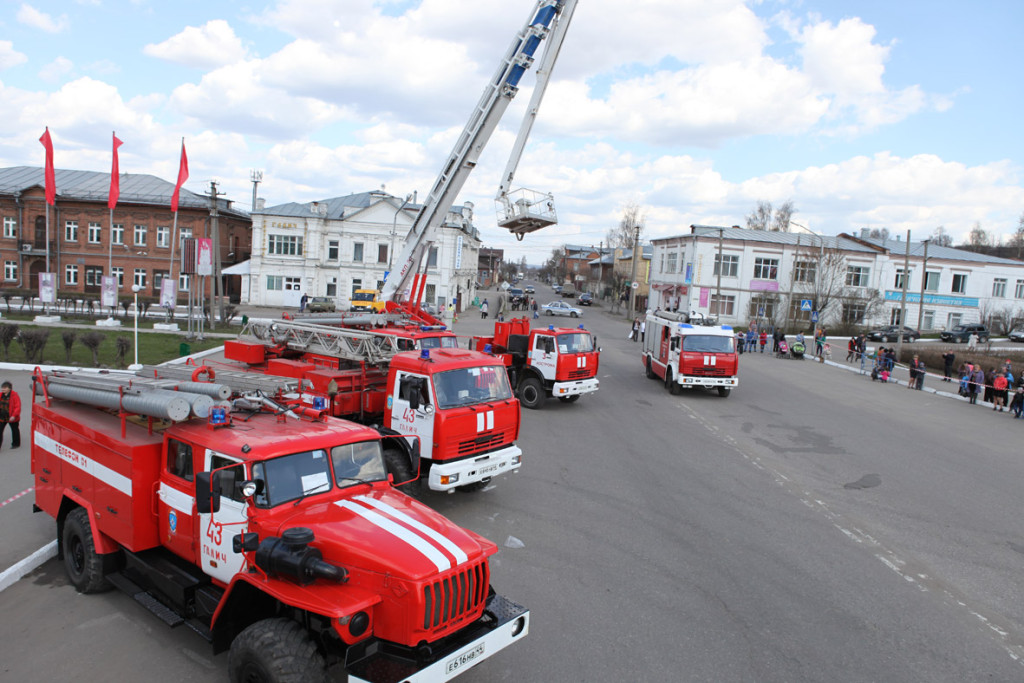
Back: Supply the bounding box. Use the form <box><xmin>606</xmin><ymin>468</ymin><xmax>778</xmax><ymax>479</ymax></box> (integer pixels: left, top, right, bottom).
<box><xmin>196</xmin><ymin>471</ymin><xmax>222</xmax><ymax>514</ymax></box>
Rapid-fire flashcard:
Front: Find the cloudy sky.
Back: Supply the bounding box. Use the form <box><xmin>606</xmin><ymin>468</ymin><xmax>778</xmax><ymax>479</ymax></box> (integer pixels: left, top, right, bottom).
<box><xmin>2</xmin><ymin>0</ymin><xmax>1021</xmax><ymax>265</ymax></box>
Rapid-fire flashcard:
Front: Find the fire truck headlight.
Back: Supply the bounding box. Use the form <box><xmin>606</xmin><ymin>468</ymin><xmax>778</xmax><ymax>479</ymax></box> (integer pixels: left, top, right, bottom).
<box><xmin>240</xmin><ymin>481</ymin><xmax>259</xmax><ymax>498</ymax></box>
<box><xmin>348</xmin><ymin>611</ymin><xmax>370</xmax><ymax>637</ymax></box>
<box><xmin>440</xmin><ymin>473</ymin><xmax>460</xmax><ymax>485</ymax></box>
<box><xmin>511</xmin><ymin>616</ymin><xmax>527</xmax><ymax>637</ymax></box>
<box><xmin>511</xmin><ymin>455</ymin><xmax>521</xmax><ymax>465</ymax></box>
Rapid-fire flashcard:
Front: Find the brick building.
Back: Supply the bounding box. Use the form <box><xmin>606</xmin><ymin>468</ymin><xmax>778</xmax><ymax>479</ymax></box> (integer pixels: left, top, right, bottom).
<box><xmin>0</xmin><ymin>166</ymin><xmax>251</xmax><ymax>304</ymax></box>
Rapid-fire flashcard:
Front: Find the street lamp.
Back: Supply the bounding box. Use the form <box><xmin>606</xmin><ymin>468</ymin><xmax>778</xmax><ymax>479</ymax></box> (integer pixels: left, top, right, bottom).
<box><xmin>129</xmin><ymin>284</ymin><xmax>142</xmax><ymax>371</ymax></box>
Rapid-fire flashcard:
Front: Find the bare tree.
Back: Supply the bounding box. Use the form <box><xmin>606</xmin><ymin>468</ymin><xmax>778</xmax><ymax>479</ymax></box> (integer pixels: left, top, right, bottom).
<box><xmin>931</xmin><ymin>225</ymin><xmax>953</xmax><ymax>247</ymax></box>
<box><xmin>18</xmin><ymin>330</ymin><xmax>50</xmax><ymax>364</ymax></box>
<box><xmin>771</xmin><ymin>200</ymin><xmax>796</xmax><ymax>232</ymax></box>
<box><xmin>0</xmin><ymin>323</ymin><xmax>18</xmax><ymax>361</ymax></box>
<box><xmin>785</xmin><ymin>243</ymin><xmax>858</xmax><ymax>330</ymax></box>
<box><xmin>966</xmin><ymin>221</ymin><xmax>990</xmax><ymax>251</ymax></box>
<box><xmin>81</xmin><ymin>331</ymin><xmax>105</xmax><ymax>367</ymax></box>
<box><xmin>746</xmin><ymin>200</ymin><xmax>772</xmax><ymax>231</ymax></box>
<box><xmin>868</xmin><ymin>228</ymin><xmax>890</xmax><ymax>242</ymax></box>
<box><xmin>115</xmin><ymin>337</ymin><xmax>131</xmax><ymax>368</ymax></box>
<box><xmin>62</xmin><ymin>330</ymin><xmax>77</xmax><ymax>364</ymax></box>
<box><xmin>1011</xmin><ymin>212</ymin><xmax>1024</xmax><ymax>260</ymax></box>
<box><xmin>606</xmin><ymin>202</ymin><xmax>646</xmax><ymax>249</ymax></box>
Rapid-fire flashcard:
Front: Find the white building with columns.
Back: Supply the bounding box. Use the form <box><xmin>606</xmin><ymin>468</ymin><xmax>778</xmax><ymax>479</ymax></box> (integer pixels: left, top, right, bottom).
<box><xmin>238</xmin><ymin>190</ymin><xmax>481</xmax><ymax>312</ymax></box>
<box><xmin>649</xmin><ymin>225</ymin><xmax>1024</xmax><ymax>333</ymax></box>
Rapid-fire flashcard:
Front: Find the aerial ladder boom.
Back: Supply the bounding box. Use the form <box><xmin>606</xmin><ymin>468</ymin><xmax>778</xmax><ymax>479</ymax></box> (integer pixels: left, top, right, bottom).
<box><xmin>238</xmin><ymin>319</ymin><xmax>405</xmax><ymax>365</ymax></box>
<box><xmin>380</xmin><ymin>0</ymin><xmax>576</xmax><ymax>304</ymax></box>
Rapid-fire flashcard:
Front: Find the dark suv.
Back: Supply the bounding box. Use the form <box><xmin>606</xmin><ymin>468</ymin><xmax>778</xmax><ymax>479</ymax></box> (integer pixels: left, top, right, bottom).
<box><xmin>940</xmin><ymin>324</ymin><xmax>989</xmax><ymax>344</ymax></box>
<box><xmin>866</xmin><ymin>325</ymin><xmax>919</xmax><ymax>342</ymax></box>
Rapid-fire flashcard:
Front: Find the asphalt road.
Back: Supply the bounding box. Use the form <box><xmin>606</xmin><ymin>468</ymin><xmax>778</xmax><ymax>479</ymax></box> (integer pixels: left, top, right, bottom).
<box><xmin>2</xmin><ymin>285</ymin><xmax>1023</xmax><ymax>682</ymax></box>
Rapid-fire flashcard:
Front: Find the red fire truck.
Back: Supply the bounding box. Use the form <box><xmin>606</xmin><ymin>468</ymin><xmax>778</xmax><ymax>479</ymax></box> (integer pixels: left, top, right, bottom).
<box><xmin>641</xmin><ymin>310</ymin><xmax>739</xmax><ymax>397</ymax></box>
<box><xmin>30</xmin><ymin>368</ymin><xmax>529</xmax><ymax>683</ymax></box>
<box><xmin>221</xmin><ymin>318</ymin><xmax>522</xmax><ymax>494</ymax></box>
<box><xmin>469</xmin><ymin>317</ymin><xmax>600</xmax><ymax>409</ymax></box>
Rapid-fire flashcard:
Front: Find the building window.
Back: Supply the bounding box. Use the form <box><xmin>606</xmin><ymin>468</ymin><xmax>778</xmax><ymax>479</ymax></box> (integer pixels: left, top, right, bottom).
<box><xmin>353</xmin><ymin>243</ymin><xmax>364</xmax><ymax>262</ymax></box>
<box><xmin>112</xmin><ymin>224</ymin><xmax>124</xmax><ymax>245</ymax></box>
<box><xmin>425</xmin><ymin>284</ymin><xmax>436</xmax><ymax>305</ymax></box>
<box><xmin>922</xmin><ymin>310</ymin><xmax>935</xmax><ymax>330</ymax></box>
<box><xmin>377</xmin><ymin>244</ymin><xmax>389</xmax><ymax>264</ymax></box>
<box><xmin>88</xmin><ymin>222</ymin><xmax>102</xmax><ymax>244</ymax></box>
<box><xmin>284</xmin><ymin>277</ymin><xmax>301</xmax><ymax>291</ymax></box>
<box><xmin>111</xmin><ymin>266</ymin><xmax>124</xmax><ymax>287</ymax></box>
<box><xmin>713</xmin><ymin>254</ymin><xmax>738</xmax><ymax>278</ymax></box>
<box><xmin>753</xmin><ymin>257</ymin><xmax>778</xmax><ymax>280</ymax></box>
<box><xmin>268</xmin><ymin>234</ymin><xmax>303</xmax><ymax>256</ymax></box>
<box><xmin>788</xmin><ymin>298</ymin><xmax>811</xmax><ymax>323</ymax></box>
<box><xmin>156</xmin><ymin>226</ymin><xmax>171</xmax><ymax>248</ymax></box>
<box><xmin>666</xmin><ymin>252</ymin><xmax>678</xmax><ymax>274</ymax></box>
<box><xmin>4</xmin><ymin>261</ymin><xmax>17</xmax><ymax>281</ymax></box>
<box><xmin>134</xmin><ymin>269</ymin><xmax>147</xmax><ymax>288</ymax></box>
<box><xmin>894</xmin><ymin>269</ymin><xmax>909</xmax><ymax>290</ymax></box>
<box><xmin>266</xmin><ymin>275</ymin><xmax>283</xmax><ymax>291</ymax></box>
<box><xmin>326</xmin><ymin>277</ymin><xmax>337</xmax><ymax>297</ymax></box>
<box><xmin>134</xmin><ymin>224</ymin><xmax>147</xmax><ymax>246</ymax></box>
<box><xmin>65</xmin><ymin>264</ymin><xmax>79</xmax><ymax>285</ymax></box>
<box><xmin>748</xmin><ymin>298</ymin><xmax>775</xmax><ymax>319</ymax></box>
<box><xmin>327</xmin><ymin>241</ymin><xmax>339</xmax><ymax>261</ymax></box>
<box><xmin>427</xmin><ymin>246</ymin><xmax>438</xmax><ymax>268</ymax></box>
<box><xmin>793</xmin><ymin>260</ymin><xmax>816</xmax><ymax>284</ymax></box>
<box><xmin>179</xmin><ymin>274</ymin><xmax>191</xmax><ymax>292</ymax></box>
<box><xmin>889</xmin><ymin>308</ymin><xmax>903</xmax><ymax>325</ymax></box>
<box><xmin>1016</xmin><ymin>280</ymin><xmax>1024</xmax><ymax>299</ymax></box>
<box><xmin>947</xmin><ymin>312</ymin><xmax>962</xmax><ymax>329</ymax></box>
<box><xmin>659</xmin><ymin>253</ymin><xmax>665</xmax><ymax>274</ymax></box>
<box><xmin>709</xmin><ymin>294</ymin><xmax>735</xmax><ymax>316</ymax></box>
<box><xmin>85</xmin><ymin>266</ymin><xmax>103</xmax><ymax>287</ymax></box>
<box><xmin>924</xmin><ymin>271</ymin><xmax>940</xmax><ymax>292</ymax></box>
<box><xmin>993</xmin><ymin>278</ymin><xmax>1007</xmax><ymax>298</ymax></box>
<box><xmin>65</xmin><ymin>220</ymin><xmax>78</xmax><ymax>242</ymax></box>
<box><xmin>845</xmin><ymin>266</ymin><xmax>870</xmax><ymax>287</ymax></box>
<box><xmin>351</xmin><ymin>279</ymin><xmax>362</xmax><ymax>297</ymax></box>
<box><xmin>2</xmin><ymin>217</ymin><xmax>15</xmax><ymax>239</ymax></box>
<box><xmin>154</xmin><ymin>270</ymin><xmax>170</xmax><ymax>291</ymax></box>
<box><xmin>951</xmin><ymin>273</ymin><xmax>967</xmax><ymax>294</ymax></box>
<box><xmin>841</xmin><ymin>302</ymin><xmax>867</xmax><ymax>324</ymax></box>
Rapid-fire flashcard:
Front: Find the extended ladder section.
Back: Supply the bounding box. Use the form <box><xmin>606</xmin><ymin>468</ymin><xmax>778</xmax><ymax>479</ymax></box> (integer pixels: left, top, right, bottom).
<box><xmin>381</xmin><ymin>0</ymin><xmax>576</xmax><ymax>303</ymax></box>
<box><xmin>238</xmin><ymin>319</ymin><xmax>404</xmax><ymax>365</ymax></box>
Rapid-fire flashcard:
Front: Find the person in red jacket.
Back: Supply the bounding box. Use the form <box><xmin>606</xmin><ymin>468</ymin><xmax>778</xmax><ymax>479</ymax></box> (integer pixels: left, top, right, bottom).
<box><xmin>0</xmin><ymin>381</ymin><xmax>20</xmax><ymax>448</ymax></box>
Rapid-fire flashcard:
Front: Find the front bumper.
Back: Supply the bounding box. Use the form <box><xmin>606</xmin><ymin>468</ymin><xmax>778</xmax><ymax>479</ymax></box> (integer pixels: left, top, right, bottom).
<box><xmin>348</xmin><ymin>594</ymin><xmax>530</xmax><ymax>683</ymax></box>
<box><xmin>551</xmin><ymin>378</ymin><xmax>599</xmax><ymax>398</ymax></box>
<box><xmin>427</xmin><ymin>444</ymin><xmax>522</xmax><ymax>492</ymax></box>
<box><xmin>679</xmin><ymin>375</ymin><xmax>738</xmax><ymax>388</ymax></box>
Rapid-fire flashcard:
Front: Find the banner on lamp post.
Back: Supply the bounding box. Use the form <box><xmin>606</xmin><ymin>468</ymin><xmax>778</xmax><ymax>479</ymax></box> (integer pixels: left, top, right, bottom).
<box><xmin>101</xmin><ymin>276</ymin><xmax>118</xmax><ymax>308</ymax></box>
<box><xmin>160</xmin><ymin>279</ymin><xmax>177</xmax><ymax>309</ymax></box>
<box><xmin>38</xmin><ymin>272</ymin><xmax>56</xmax><ymax>304</ymax></box>
<box><xmin>196</xmin><ymin>238</ymin><xmax>213</xmax><ymax>276</ymax></box>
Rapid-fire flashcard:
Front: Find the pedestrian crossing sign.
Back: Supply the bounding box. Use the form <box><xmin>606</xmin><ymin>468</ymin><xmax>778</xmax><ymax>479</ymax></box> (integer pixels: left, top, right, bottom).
<box><xmin>800</xmin><ymin>299</ymin><xmax>812</xmax><ymax>312</ymax></box>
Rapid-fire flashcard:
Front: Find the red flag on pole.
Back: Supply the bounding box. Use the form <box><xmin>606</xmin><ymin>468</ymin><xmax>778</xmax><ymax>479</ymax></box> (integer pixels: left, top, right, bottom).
<box><xmin>39</xmin><ymin>127</ymin><xmax>56</xmax><ymax>206</ymax></box>
<box><xmin>108</xmin><ymin>132</ymin><xmax>123</xmax><ymax>210</ymax></box>
<box><xmin>170</xmin><ymin>139</ymin><xmax>189</xmax><ymax>212</ymax></box>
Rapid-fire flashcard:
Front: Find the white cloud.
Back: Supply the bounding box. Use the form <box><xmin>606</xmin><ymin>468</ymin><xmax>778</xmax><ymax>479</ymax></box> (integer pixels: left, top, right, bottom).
<box><xmin>144</xmin><ymin>19</ymin><xmax>248</xmax><ymax>69</ymax></box>
<box><xmin>38</xmin><ymin>57</ymin><xmax>74</xmax><ymax>83</ymax></box>
<box><xmin>16</xmin><ymin>4</ymin><xmax>69</xmax><ymax>33</ymax></box>
<box><xmin>0</xmin><ymin>40</ymin><xmax>28</xmax><ymax>70</ymax></box>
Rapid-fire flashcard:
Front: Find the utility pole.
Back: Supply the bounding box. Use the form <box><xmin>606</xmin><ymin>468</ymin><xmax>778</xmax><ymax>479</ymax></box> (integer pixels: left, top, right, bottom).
<box><xmin>786</xmin><ymin>235</ymin><xmax>802</xmax><ymax>333</ymax></box>
<box><xmin>917</xmin><ymin>238</ymin><xmax>930</xmax><ymax>332</ymax></box>
<box><xmin>208</xmin><ymin>181</ymin><xmax>223</xmax><ymax>331</ymax></box>
<box><xmin>896</xmin><ymin>229</ymin><xmax>911</xmax><ymax>358</ymax></box>
<box><xmin>628</xmin><ymin>225</ymin><xmax>641</xmax><ymax>321</ymax></box>
<box><xmin>715</xmin><ymin>228</ymin><xmax>724</xmax><ymax>320</ymax></box>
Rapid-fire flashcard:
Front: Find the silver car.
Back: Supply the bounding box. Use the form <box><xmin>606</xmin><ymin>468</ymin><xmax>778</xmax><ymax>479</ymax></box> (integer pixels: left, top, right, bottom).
<box><xmin>541</xmin><ymin>301</ymin><xmax>582</xmax><ymax>318</ymax></box>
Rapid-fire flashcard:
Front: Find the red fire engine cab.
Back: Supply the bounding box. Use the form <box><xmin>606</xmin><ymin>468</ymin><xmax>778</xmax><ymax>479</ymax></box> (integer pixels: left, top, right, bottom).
<box><xmin>30</xmin><ymin>368</ymin><xmax>529</xmax><ymax>683</ymax></box>
<box><xmin>470</xmin><ymin>317</ymin><xmax>600</xmax><ymax>409</ymax></box>
<box><xmin>641</xmin><ymin>310</ymin><xmax>739</xmax><ymax>397</ymax></box>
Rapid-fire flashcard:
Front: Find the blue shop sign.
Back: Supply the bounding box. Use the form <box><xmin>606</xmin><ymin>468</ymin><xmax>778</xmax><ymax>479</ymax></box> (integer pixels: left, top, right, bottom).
<box><xmin>884</xmin><ymin>291</ymin><xmax>978</xmax><ymax>307</ymax></box>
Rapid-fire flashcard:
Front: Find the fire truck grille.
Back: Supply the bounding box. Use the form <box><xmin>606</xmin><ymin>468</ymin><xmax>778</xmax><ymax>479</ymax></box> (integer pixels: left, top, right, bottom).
<box><xmin>691</xmin><ymin>367</ymin><xmax>729</xmax><ymax>377</ymax></box>
<box><xmin>423</xmin><ymin>561</ymin><xmax>489</xmax><ymax>630</ymax></box>
<box><xmin>567</xmin><ymin>368</ymin><xmax>594</xmax><ymax>380</ymax></box>
<box><xmin>456</xmin><ymin>431</ymin><xmax>508</xmax><ymax>456</ymax></box>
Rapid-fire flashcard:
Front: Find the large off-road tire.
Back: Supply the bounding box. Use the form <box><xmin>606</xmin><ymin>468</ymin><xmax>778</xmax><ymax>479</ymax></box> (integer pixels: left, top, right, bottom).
<box><xmin>558</xmin><ymin>395</ymin><xmax>580</xmax><ymax>403</ymax></box>
<box><xmin>457</xmin><ymin>477</ymin><xmax>492</xmax><ymax>493</ymax></box>
<box><xmin>384</xmin><ymin>446</ymin><xmax>419</xmax><ymax>498</ymax></box>
<box><xmin>518</xmin><ymin>377</ymin><xmax>545</xmax><ymax>410</ymax></box>
<box><xmin>228</xmin><ymin>618</ymin><xmax>328</xmax><ymax>683</ymax></box>
<box><xmin>645</xmin><ymin>356</ymin><xmax>656</xmax><ymax>379</ymax></box>
<box><xmin>718</xmin><ymin>387</ymin><xmax>732</xmax><ymax>397</ymax></box>
<box><xmin>665</xmin><ymin>368</ymin><xmax>680</xmax><ymax>395</ymax></box>
<box><xmin>62</xmin><ymin>508</ymin><xmax>111</xmax><ymax>593</ymax></box>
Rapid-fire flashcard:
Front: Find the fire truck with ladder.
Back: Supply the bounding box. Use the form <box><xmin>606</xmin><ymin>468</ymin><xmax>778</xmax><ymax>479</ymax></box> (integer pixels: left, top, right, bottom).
<box><xmin>30</xmin><ymin>367</ymin><xmax>529</xmax><ymax>683</ymax></box>
<box><xmin>641</xmin><ymin>310</ymin><xmax>739</xmax><ymax>397</ymax></box>
<box><xmin>221</xmin><ymin>318</ymin><xmax>522</xmax><ymax>494</ymax></box>
<box><xmin>469</xmin><ymin>317</ymin><xmax>599</xmax><ymax>409</ymax></box>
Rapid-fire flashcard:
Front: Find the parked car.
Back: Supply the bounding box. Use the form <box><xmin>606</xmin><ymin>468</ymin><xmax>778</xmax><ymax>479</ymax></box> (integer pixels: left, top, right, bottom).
<box><xmin>866</xmin><ymin>325</ymin><xmax>920</xmax><ymax>342</ymax></box>
<box><xmin>306</xmin><ymin>296</ymin><xmax>336</xmax><ymax>313</ymax></box>
<box><xmin>552</xmin><ymin>284</ymin><xmax>562</xmax><ymax>293</ymax></box>
<box><xmin>1009</xmin><ymin>328</ymin><xmax>1024</xmax><ymax>343</ymax></box>
<box><xmin>577</xmin><ymin>292</ymin><xmax>594</xmax><ymax>306</ymax></box>
<box><xmin>940</xmin><ymin>323</ymin><xmax>989</xmax><ymax>344</ymax></box>
<box><xmin>507</xmin><ymin>287</ymin><xmax>526</xmax><ymax>307</ymax></box>
<box><xmin>541</xmin><ymin>300</ymin><xmax>583</xmax><ymax>318</ymax></box>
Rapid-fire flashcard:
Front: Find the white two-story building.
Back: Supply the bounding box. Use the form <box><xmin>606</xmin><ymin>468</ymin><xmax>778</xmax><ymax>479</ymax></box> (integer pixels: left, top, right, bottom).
<box><xmin>238</xmin><ymin>190</ymin><xmax>481</xmax><ymax>312</ymax></box>
<box><xmin>649</xmin><ymin>225</ymin><xmax>1024</xmax><ymax>332</ymax></box>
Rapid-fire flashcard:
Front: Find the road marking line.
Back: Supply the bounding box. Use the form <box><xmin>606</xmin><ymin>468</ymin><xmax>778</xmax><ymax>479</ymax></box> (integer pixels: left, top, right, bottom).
<box><xmin>0</xmin><ymin>541</ymin><xmax>58</xmax><ymax>593</ymax></box>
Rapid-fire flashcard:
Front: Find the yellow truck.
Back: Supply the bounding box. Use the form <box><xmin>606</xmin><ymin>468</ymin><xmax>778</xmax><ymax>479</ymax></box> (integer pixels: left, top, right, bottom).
<box><xmin>350</xmin><ymin>289</ymin><xmax>387</xmax><ymax>312</ymax></box>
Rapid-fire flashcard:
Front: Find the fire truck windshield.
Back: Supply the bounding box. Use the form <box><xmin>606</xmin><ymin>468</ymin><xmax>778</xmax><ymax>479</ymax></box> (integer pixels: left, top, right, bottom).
<box><xmin>433</xmin><ymin>365</ymin><xmax>513</xmax><ymax>409</ymax></box>
<box><xmin>419</xmin><ymin>336</ymin><xmax>459</xmax><ymax>349</ymax></box>
<box><xmin>557</xmin><ymin>332</ymin><xmax>594</xmax><ymax>354</ymax></box>
<box><xmin>252</xmin><ymin>441</ymin><xmax>387</xmax><ymax>507</ymax></box>
<box><xmin>681</xmin><ymin>335</ymin><xmax>735</xmax><ymax>353</ymax></box>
